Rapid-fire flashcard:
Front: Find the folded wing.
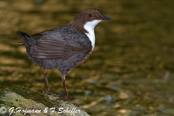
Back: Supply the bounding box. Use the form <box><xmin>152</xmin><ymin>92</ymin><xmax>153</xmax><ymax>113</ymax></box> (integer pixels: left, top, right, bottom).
<box><xmin>30</xmin><ymin>29</ymin><xmax>89</xmax><ymax>60</ymax></box>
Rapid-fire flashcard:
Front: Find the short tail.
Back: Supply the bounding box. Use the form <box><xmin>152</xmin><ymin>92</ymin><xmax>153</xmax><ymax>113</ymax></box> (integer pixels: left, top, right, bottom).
<box><xmin>16</xmin><ymin>31</ymin><xmax>36</xmax><ymax>50</ymax></box>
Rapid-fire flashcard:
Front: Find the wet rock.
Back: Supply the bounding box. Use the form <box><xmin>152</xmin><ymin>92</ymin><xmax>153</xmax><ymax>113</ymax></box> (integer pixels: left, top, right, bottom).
<box><xmin>0</xmin><ymin>87</ymin><xmax>90</xmax><ymax>116</ymax></box>
<box><xmin>84</xmin><ymin>90</ymin><xmax>92</xmax><ymax>96</ymax></box>
<box><xmin>104</xmin><ymin>95</ymin><xmax>115</xmax><ymax>103</ymax></box>
<box><xmin>119</xmin><ymin>91</ymin><xmax>129</xmax><ymax>99</ymax></box>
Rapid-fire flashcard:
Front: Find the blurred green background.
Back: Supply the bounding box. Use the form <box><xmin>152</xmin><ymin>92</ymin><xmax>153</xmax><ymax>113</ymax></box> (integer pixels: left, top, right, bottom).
<box><xmin>0</xmin><ymin>0</ymin><xmax>174</xmax><ymax>116</ymax></box>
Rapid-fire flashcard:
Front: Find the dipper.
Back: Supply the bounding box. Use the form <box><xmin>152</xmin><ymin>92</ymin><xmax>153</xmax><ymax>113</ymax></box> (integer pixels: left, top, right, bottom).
<box><xmin>17</xmin><ymin>9</ymin><xmax>111</xmax><ymax>102</ymax></box>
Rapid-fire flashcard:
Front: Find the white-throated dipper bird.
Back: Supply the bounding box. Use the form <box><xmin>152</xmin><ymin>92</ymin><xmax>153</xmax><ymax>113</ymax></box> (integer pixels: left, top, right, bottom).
<box><xmin>17</xmin><ymin>9</ymin><xmax>111</xmax><ymax>102</ymax></box>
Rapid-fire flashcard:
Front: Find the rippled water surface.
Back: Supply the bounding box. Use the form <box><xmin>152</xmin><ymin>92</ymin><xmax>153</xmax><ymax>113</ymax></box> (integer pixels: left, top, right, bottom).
<box><xmin>1</xmin><ymin>0</ymin><xmax>174</xmax><ymax>115</ymax></box>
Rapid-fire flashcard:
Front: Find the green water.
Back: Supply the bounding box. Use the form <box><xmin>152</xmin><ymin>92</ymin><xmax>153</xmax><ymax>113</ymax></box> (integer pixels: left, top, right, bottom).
<box><xmin>0</xmin><ymin>0</ymin><xmax>174</xmax><ymax>116</ymax></box>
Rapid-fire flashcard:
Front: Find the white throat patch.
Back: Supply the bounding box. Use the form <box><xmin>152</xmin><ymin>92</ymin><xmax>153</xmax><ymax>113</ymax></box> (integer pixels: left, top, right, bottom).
<box><xmin>84</xmin><ymin>20</ymin><xmax>102</xmax><ymax>50</ymax></box>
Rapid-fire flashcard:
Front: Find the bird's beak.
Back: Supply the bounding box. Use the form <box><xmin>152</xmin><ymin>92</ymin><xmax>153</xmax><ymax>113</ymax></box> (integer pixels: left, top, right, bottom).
<box><xmin>101</xmin><ymin>16</ymin><xmax>111</xmax><ymax>20</ymax></box>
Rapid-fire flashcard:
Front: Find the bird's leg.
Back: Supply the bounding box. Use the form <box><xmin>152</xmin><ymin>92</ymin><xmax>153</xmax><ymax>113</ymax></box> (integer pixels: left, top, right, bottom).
<box><xmin>43</xmin><ymin>68</ymin><xmax>51</xmax><ymax>94</ymax></box>
<box><xmin>61</xmin><ymin>74</ymin><xmax>70</xmax><ymax>101</ymax></box>
<box><xmin>42</xmin><ymin>69</ymin><xmax>59</xmax><ymax>97</ymax></box>
<box><xmin>57</xmin><ymin>74</ymin><xmax>74</xmax><ymax>104</ymax></box>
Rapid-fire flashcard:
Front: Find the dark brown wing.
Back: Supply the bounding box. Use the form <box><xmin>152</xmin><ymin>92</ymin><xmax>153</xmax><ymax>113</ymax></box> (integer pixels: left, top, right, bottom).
<box><xmin>30</xmin><ymin>27</ymin><xmax>90</xmax><ymax>60</ymax></box>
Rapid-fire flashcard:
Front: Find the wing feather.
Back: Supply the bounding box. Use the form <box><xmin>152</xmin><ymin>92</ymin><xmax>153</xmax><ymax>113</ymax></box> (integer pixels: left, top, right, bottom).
<box><xmin>30</xmin><ymin>29</ymin><xmax>89</xmax><ymax>60</ymax></box>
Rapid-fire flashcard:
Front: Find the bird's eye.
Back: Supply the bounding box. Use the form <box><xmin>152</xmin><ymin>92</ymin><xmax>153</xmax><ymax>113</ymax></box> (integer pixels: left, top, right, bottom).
<box><xmin>89</xmin><ymin>13</ymin><xmax>93</xmax><ymax>18</ymax></box>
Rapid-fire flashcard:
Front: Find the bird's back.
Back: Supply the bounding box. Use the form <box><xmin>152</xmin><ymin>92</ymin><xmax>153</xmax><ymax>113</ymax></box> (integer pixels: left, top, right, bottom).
<box><xmin>17</xmin><ymin>25</ymin><xmax>92</xmax><ymax>75</ymax></box>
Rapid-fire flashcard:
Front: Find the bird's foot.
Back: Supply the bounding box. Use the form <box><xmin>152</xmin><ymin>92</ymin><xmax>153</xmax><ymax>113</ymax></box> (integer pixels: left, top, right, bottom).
<box><xmin>42</xmin><ymin>89</ymin><xmax>52</xmax><ymax>94</ymax></box>
<box><xmin>42</xmin><ymin>90</ymin><xmax>59</xmax><ymax>97</ymax></box>
<box><xmin>56</xmin><ymin>96</ymin><xmax>75</xmax><ymax>105</ymax></box>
